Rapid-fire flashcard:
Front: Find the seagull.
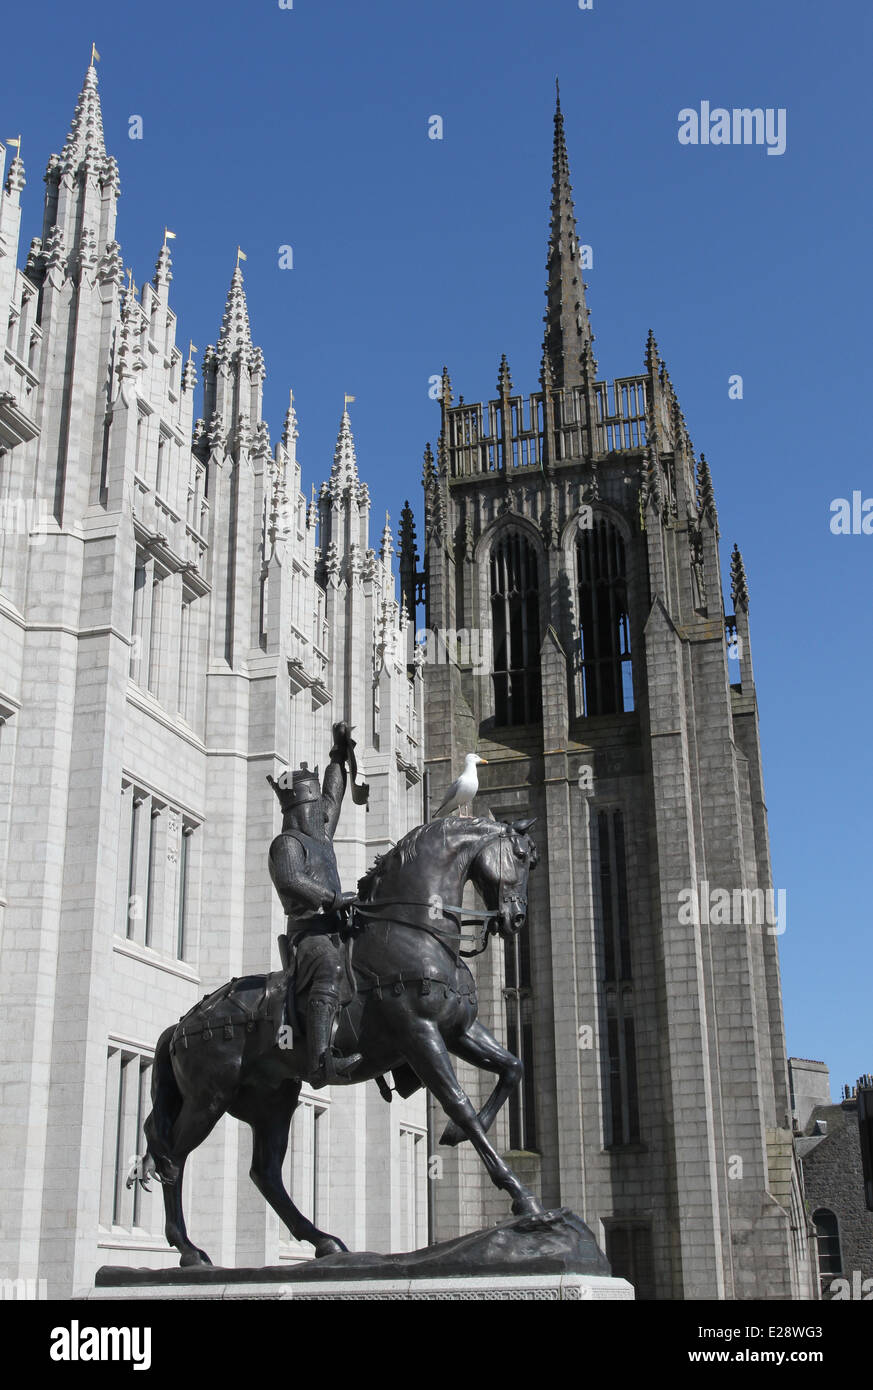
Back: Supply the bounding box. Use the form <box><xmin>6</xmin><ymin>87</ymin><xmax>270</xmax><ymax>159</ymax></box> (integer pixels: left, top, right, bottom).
<box><xmin>432</xmin><ymin>753</ymin><xmax>488</xmax><ymax>818</ymax></box>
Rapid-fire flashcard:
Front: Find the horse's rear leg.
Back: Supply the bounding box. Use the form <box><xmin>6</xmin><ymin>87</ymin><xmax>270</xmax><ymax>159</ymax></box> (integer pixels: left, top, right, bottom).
<box><xmin>405</xmin><ymin>1023</ymin><xmax>543</xmax><ymax>1218</ymax></box>
<box><xmin>233</xmin><ymin>1081</ymin><xmax>349</xmax><ymax>1257</ymax></box>
<box><xmin>441</xmin><ymin>1019</ymin><xmax>523</xmax><ymax>1148</ymax></box>
<box><xmin>159</xmin><ymin>1100</ymin><xmax>222</xmax><ymax>1267</ymax></box>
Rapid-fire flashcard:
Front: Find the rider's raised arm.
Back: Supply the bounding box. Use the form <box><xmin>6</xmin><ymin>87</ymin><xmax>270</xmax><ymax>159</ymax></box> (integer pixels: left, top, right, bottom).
<box><xmin>322</xmin><ymin>722</ymin><xmax>350</xmax><ymax>840</ymax></box>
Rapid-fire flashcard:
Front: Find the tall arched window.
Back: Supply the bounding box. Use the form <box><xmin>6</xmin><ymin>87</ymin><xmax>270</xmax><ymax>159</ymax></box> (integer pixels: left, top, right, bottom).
<box><xmin>598</xmin><ymin>809</ymin><xmax>639</xmax><ymax>1146</ymax></box>
<box><xmin>489</xmin><ymin>532</ymin><xmax>541</xmax><ymax>726</ymax></box>
<box><xmin>813</xmin><ymin>1209</ymin><xmax>842</xmax><ymax>1285</ymax></box>
<box><xmin>577</xmin><ymin>518</ymin><xmax>633</xmax><ymax>715</ymax></box>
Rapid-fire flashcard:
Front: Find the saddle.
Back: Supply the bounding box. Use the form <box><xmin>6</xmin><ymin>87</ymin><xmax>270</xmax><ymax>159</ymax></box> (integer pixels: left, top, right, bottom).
<box><xmin>172</xmin><ymin>972</ymin><xmax>289</xmax><ymax>1050</ymax></box>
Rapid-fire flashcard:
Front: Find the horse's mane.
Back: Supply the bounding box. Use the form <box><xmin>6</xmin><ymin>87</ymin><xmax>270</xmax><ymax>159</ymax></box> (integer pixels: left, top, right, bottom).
<box><xmin>357</xmin><ymin>822</ymin><xmax>431</xmax><ymax>900</ymax></box>
<box><xmin>357</xmin><ymin>817</ymin><xmax>499</xmax><ymax>901</ymax></box>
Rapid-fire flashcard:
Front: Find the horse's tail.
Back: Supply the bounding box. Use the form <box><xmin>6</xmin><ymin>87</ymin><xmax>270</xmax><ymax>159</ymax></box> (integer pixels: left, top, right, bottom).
<box><xmin>139</xmin><ymin>1025</ymin><xmax>183</xmax><ymax>1186</ymax></box>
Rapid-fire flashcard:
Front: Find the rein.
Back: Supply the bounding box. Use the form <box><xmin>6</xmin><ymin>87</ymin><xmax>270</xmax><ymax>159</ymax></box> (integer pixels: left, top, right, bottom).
<box><xmin>351</xmin><ymin>899</ymin><xmax>496</xmax><ymax>960</ymax></box>
<box><xmin>351</xmin><ymin>827</ymin><xmax>516</xmax><ymax>963</ymax></box>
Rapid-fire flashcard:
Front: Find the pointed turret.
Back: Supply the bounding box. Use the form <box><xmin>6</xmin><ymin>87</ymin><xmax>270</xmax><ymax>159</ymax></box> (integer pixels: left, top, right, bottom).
<box><xmin>39</xmin><ymin>61</ymin><xmax>119</xmax><ymax>270</ymax></box>
<box><xmin>399</xmin><ymin>500</ymin><xmax>418</xmax><ymax>569</ymax></box>
<box><xmin>281</xmin><ymin>390</ymin><xmax>299</xmax><ymax>452</ymax></box>
<box><xmin>60</xmin><ymin>62</ymin><xmax>107</xmax><ymax>174</ymax></box>
<box><xmin>216</xmin><ymin>265</ymin><xmax>253</xmax><ymax>364</ymax></box>
<box><xmin>497</xmin><ymin>353</ymin><xmax>513</xmax><ymax>398</ymax></box>
<box><xmin>182</xmin><ymin>343</ymin><xmax>198</xmax><ymax>393</ymax></box>
<box><xmin>4</xmin><ymin>148</ymin><xmax>24</xmax><ymax>201</ymax></box>
<box><xmin>398</xmin><ymin>500</ymin><xmax>419</xmax><ymax>665</ymax></box>
<box><xmin>543</xmin><ymin>81</ymin><xmax>594</xmax><ymax>390</ymax></box>
<box><xmin>202</xmin><ymin>258</ymin><xmax>265</xmax><ymax>435</ymax></box>
<box><xmin>730</xmin><ymin>544</ymin><xmax>749</xmax><ymax>611</ymax></box>
<box><xmin>329</xmin><ymin>409</ymin><xmax>360</xmax><ymax>497</ymax></box>
<box><xmin>645</xmin><ymin>328</ymin><xmax>659</xmax><ymax>374</ymax></box>
<box><xmin>696</xmin><ymin>453</ymin><xmax>718</xmax><ymax>532</ymax></box>
<box><xmin>421</xmin><ymin>441</ymin><xmax>435</xmax><ymax>490</ymax></box>
<box><xmin>114</xmin><ymin>280</ymin><xmax>145</xmax><ymax>388</ymax></box>
<box><xmin>380</xmin><ymin>511</ymin><xmax>394</xmax><ymax>565</ymax></box>
<box><xmin>153</xmin><ymin>240</ymin><xmax>172</xmax><ymax>294</ymax></box>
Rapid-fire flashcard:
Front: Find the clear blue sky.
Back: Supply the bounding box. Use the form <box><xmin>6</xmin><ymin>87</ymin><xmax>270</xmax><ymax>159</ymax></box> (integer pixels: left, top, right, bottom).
<box><xmin>5</xmin><ymin>0</ymin><xmax>871</xmax><ymax>1095</ymax></box>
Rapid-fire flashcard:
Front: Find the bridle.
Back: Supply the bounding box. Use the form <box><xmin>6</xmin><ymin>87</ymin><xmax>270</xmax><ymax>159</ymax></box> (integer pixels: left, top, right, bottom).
<box><xmin>350</xmin><ymin>826</ymin><xmax>527</xmax><ymax>963</ymax></box>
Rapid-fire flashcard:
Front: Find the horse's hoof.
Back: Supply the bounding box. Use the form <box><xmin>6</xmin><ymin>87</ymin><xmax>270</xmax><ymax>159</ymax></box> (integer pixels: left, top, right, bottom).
<box><xmin>314</xmin><ymin>1236</ymin><xmax>348</xmax><ymax>1258</ymax></box>
<box><xmin>179</xmin><ymin>1248</ymin><xmax>213</xmax><ymax>1268</ymax></box>
<box><xmin>439</xmin><ymin>1120</ymin><xmax>465</xmax><ymax>1147</ymax></box>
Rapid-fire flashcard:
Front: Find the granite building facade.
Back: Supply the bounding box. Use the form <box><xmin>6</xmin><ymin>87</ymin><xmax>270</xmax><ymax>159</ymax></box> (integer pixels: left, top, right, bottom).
<box><xmin>0</xmin><ymin>63</ymin><xmax>426</xmax><ymax>1298</ymax></box>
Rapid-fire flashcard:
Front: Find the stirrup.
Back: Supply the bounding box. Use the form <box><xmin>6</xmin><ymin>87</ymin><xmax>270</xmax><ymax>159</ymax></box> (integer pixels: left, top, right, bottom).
<box><xmin>310</xmin><ymin>1049</ymin><xmax>362</xmax><ymax>1089</ymax></box>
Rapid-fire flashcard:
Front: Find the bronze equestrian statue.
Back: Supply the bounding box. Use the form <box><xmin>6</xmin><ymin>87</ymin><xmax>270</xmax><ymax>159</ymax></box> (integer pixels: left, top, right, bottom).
<box><xmin>131</xmin><ymin>722</ymin><xmax>539</xmax><ymax>1267</ymax></box>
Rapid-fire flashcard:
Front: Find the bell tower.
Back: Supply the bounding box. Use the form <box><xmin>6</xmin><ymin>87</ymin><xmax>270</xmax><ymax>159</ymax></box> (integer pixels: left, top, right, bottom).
<box><xmin>416</xmin><ymin>88</ymin><xmax>814</xmax><ymax>1300</ymax></box>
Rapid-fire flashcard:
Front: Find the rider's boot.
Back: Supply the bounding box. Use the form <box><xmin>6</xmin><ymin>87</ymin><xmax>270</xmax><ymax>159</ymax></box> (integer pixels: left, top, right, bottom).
<box><xmin>306</xmin><ymin>992</ymin><xmax>362</xmax><ymax>1089</ymax></box>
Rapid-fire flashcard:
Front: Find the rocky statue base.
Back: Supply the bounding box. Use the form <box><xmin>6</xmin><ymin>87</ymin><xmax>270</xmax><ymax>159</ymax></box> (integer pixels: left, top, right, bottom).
<box><xmin>89</xmin><ymin>1208</ymin><xmax>634</xmax><ymax>1302</ymax></box>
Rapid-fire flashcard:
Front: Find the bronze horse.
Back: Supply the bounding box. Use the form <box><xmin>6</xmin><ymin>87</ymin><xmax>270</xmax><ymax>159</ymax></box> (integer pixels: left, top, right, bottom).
<box><xmin>131</xmin><ymin>815</ymin><xmax>539</xmax><ymax>1266</ymax></box>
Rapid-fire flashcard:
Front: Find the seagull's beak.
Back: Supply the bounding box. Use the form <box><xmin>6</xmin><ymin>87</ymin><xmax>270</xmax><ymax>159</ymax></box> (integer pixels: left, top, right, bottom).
<box><xmin>478</xmin><ymin>757</ymin><xmax>488</xmax><ymax>764</ymax></box>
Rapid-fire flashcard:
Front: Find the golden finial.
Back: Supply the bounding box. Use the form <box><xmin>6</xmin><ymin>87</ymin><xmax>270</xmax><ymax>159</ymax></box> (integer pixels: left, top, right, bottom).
<box><xmin>236</xmin><ymin>246</ymin><xmax>247</xmax><ymax>268</ymax></box>
<box><xmin>90</xmin><ymin>42</ymin><xmax>101</xmax><ymax>68</ymax></box>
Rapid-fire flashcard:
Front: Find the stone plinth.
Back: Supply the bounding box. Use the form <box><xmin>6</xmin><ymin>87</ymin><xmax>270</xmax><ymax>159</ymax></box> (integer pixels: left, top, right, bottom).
<box><xmin>86</xmin><ymin>1208</ymin><xmax>634</xmax><ymax>1301</ymax></box>
<box><xmin>85</xmin><ymin>1273</ymin><xmax>633</xmax><ymax>1301</ymax></box>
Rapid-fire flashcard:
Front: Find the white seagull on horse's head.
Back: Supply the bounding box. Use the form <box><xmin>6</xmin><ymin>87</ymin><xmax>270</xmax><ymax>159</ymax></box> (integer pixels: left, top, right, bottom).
<box><xmin>433</xmin><ymin>753</ymin><xmax>487</xmax><ymax>818</ymax></box>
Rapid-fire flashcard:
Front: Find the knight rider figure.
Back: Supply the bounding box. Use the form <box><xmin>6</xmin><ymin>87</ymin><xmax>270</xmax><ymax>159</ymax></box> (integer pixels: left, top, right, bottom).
<box><xmin>267</xmin><ymin>721</ymin><xmax>363</xmax><ymax>1087</ymax></box>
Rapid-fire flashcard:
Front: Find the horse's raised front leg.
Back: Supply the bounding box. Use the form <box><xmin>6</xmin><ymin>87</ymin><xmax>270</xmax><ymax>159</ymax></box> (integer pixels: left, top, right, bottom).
<box><xmin>405</xmin><ymin>1022</ymin><xmax>543</xmax><ymax>1218</ymax></box>
<box><xmin>232</xmin><ymin>1080</ymin><xmax>348</xmax><ymax>1257</ymax></box>
<box><xmin>440</xmin><ymin>1019</ymin><xmax>523</xmax><ymax>1148</ymax></box>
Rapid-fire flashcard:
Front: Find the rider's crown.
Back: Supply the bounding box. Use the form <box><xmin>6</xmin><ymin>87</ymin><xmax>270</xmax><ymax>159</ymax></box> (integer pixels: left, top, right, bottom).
<box><xmin>267</xmin><ymin>763</ymin><xmax>321</xmax><ymax>811</ymax></box>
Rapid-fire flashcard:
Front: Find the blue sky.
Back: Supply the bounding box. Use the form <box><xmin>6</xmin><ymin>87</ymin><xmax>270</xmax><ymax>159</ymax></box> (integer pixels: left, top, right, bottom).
<box><xmin>5</xmin><ymin>0</ymin><xmax>871</xmax><ymax>1095</ymax></box>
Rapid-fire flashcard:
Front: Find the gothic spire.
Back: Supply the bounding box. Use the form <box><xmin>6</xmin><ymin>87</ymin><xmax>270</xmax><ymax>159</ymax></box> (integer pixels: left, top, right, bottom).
<box><xmin>645</xmin><ymin>328</ymin><xmax>659</xmax><ymax>374</ymax></box>
<box><xmin>153</xmin><ymin>239</ymin><xmax>172</xmax><ymax>293</ymax></box>
<box><xmin>330</xmin><ymin>408</ymin><xmax>359</xmax><ymax>493</ymax></box>
<box><xmin>696</xmin><ymin>452</ymin><xmax>718</xmax><ymax>531</ymax></box>
<box><xmin>399</xmin><ymin>500</ymin><xmax>418</xmax><ymax>568</ymax></box>
<box><xmin>544</xmin><ymin>81</ymin><xmax>593</xmax><ymax>390</ymax></box>
<box><xmin>3</xmin><ymin>140</ymin><xmax>24</xmax><ymax>198</ymax></box>
<box><xmin>380</xmin><ymin>511</ymin><xmax>394</xmax><ymax>564</ymax></box>
<box><xmin>730</xmin><ymin>543</ymin><xmax>749</xmax><ymax>610</ymax></box>
<box><xmin>60</xmin><ymin>63</ymin><xmax>107</xmax><ymax>174</ymax></box>
<box><xmin>422</xmin><ymin>441</ymin><xmax>435</xmax><ymax>490</ymax></box>
<box><xmin>217</xmin><ymin>263</ymin><xmax>253</xmax><ymax>360</ymax></box>
<box><xmin>282</xmin><ymin>390</ymin><xmax>299</xmax><ymax>451</ymax></box>
<box><xmin>497</xmin><ymin>353</ymin><xmax>513</xmax><ymax>398</ymax></box>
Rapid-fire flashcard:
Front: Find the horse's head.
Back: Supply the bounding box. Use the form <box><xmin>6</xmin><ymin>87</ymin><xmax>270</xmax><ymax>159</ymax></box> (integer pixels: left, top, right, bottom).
<box><xmin>469</xmin><ymin>818</ymin><xmax>538</xmax><ymax>940</ymax></box>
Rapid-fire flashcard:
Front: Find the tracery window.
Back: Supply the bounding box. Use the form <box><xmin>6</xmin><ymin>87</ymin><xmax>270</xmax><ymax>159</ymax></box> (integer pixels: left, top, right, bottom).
<box><xmin>577</xmin><ymin>519</ymin><xmax>633</xmax><ymax>715</ymax></box>
<box><xmin>504</xmin><ymin>926</ymin><xmax>537</xmax><ymax>1152</ymax></box>
<box><xmin>489</xmin><ymin>532</ymin><xmax>541</xmax><ymax>726</ymax></box>
<box><xmin>597</xmin><ymin>809</ymin><xmax>640</xmax><ymax>1146</ymax></box>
